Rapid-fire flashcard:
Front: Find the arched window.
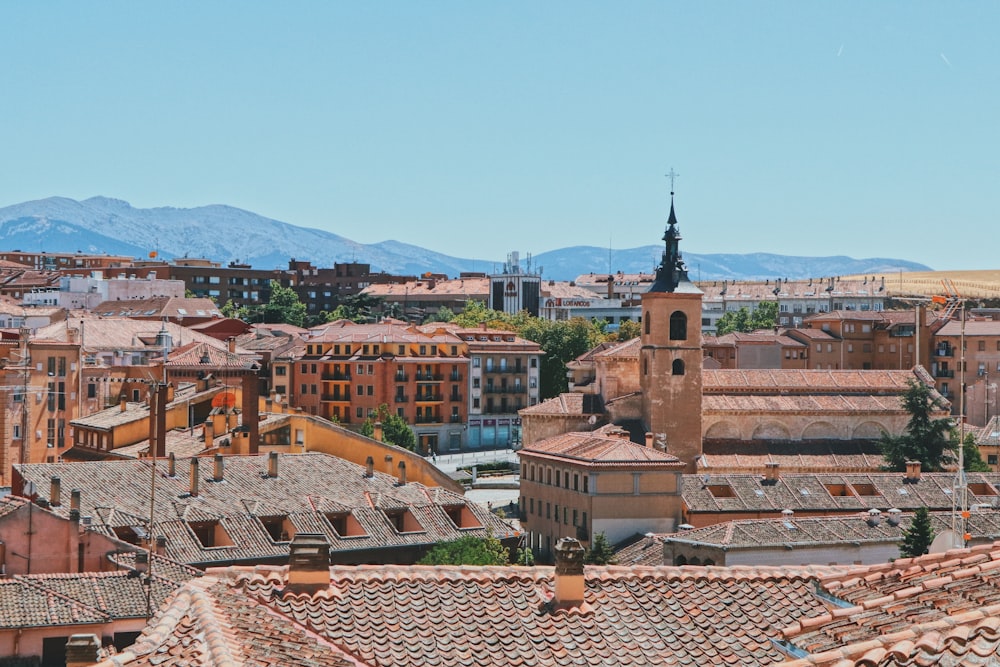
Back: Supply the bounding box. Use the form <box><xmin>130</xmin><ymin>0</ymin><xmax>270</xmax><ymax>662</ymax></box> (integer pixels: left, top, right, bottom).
<box><xmin>703</xmin><ymin>558</ymin><xmax>715</xmax><ymax>566</ymax></box>
<box><xmin>672</xmin><ymin>359</ymin><xmax>685</xmax><ymax>376</ymax></box>
<box><xmin>675</xmin><ymin>555</ymin><xmax>688</xmax><ymax>566</ymax></box>
<box><xmin>669</xmin><ymin>311</ymin><xmax>687</xmax><ymax>340</ymax></box>
<box><xmin>644</xmin><ymin>312</ymin><xmax>650</xmax><ymax>335</ymax></box>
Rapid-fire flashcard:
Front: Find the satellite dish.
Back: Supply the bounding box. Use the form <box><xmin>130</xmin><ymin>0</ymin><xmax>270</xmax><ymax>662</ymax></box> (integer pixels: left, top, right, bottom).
<box><xmin>928</xmin><ymin>529</ymin><xmax>962</xmax><ymax>554</ymax></box>
<box><xmin>212</xmin><ymin>392</ymin><xmax>237</xmax><ymax>409</ymax></box>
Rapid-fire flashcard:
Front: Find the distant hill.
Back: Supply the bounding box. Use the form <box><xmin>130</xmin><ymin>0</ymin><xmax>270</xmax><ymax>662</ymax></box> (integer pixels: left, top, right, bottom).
<box><xmin>0</xmin><ymin>197</ymin><xmax>930</xmax><ymax>281</ymax></box>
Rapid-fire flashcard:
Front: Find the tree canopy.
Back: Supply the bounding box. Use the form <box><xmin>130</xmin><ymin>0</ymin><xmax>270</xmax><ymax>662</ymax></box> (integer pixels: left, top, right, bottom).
<box><xmin>257</xmin><ymin>280</ymin><xmax>307</xmax><ymax>327</ymax></box>
<box><xmin>418</xmin><ymin>533</ymin><xmax>510</xmax><ymax>565</ymax></box>
<box><xmin>899</xmin><ymin>507</ymin><xmax>934</xmax><ymax>558</ymax></box>
<box><xmin>880</xmin><ymin>379</ymin><xmax>956</xmax><ymax>472</ymax></box>
<box><xmin>715</xmin><ymin>301</ymin><xmax>779</xmax><ymax>335</ymax></box>
<box><xmin>362</xmin><ymin>404</ymin><xmax>418</xmax><ymax>452</ymax></box>
<box><xmin>584</xmin><ymin>532</ymin><xmax>617</xmax><ymax>565</ymax></box>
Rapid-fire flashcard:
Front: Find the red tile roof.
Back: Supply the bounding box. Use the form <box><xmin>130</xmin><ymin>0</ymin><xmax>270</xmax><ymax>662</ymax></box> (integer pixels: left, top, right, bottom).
<box><xmin>522</xmin><ymin>430</ymin><xmax>683</xmax><ymax>468</ymax></box>
<box><xmin>99</xmin><ymin>562</ymin><xmax>849</xmax><ymax>667</ymax></box>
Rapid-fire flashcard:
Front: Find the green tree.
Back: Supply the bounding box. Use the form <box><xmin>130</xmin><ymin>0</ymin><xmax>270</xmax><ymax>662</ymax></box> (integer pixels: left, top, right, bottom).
<box><xmin>257</xmin><ymin>280</ymin><xmax>307</xmax><ymax>327</ymax></box>
<box><xmin>613</xmin><ymin>319</ymin><xmax>642</xmax><ymax>342</ymax></box>
<box><xmin>220</xmin><ymin>299</ymin><xmax>247</xmax><ymax>320</ymax></box>
<box><xmin>899</xmin><ymin>507</ymin><xmax>934</xmax><ymax>558</ymax></box>
<box><xmin>518</xmin><ymin>317</ymin><xmax>605</xmax><ymax>399</ymax></box>
<box><xmin>515</xmin><ymin>545</ymin><xmax>535</xmax><ymax>566</ymax></box>
<box><xmin>418</xmin><ymin>533</ymin><xmax>510</xmax><ymax>565</ymax></box>
<box><xmin>424</xmin><ymin>306</ymin><xmax>455</xmax><ymax>323</ymax></box>
<box><xmin>880</xmin><ymin>379</ymin><xmax>956</xmax><ymax>472</ymax></box>
<box><xmin>715</xmin><ymin>301</ymin><xmax>778</xmax><ymax>335</ymax></box>
<box><xmin>584</xmin><ymin>532</ymin><xmax>617</xmax><ymax>565</ymax></box>
<box><xmin>960</xmin><ymin>431</ymin><xmax>991</xmax><ymax>472</ymax></box>
<box><xmin>715</xmin><ymin>307</ymin><xmax>751</xmax><ymax>335</ymax></box>
<box><xmin>364</xmin><ymin>404</ymin><xmax>418</xmax><ymax>451</ymax></box>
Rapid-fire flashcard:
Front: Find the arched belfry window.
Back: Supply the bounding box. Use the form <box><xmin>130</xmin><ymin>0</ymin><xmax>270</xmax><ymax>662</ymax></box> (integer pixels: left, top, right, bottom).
<box><xmin>672</xmin><ymin>359</ymin><xmax>685</xmax><ymax>376</ymax></box>
<box><xmin>644</xmin><ymin>312</ymin><xmax>650</xmax><ymax>335</ymax></box>
<box><xmin>669</xmin><ymin>311</ymin><xmax>687</xmax><ymax>341</ymax></box>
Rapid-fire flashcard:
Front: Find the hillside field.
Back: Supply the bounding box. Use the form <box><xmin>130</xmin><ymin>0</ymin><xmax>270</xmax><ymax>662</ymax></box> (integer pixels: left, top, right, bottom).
<box><xmin>843</xmin><ymin>270</ymin><xmax>1000</xmax><ymax>300</ymax></box>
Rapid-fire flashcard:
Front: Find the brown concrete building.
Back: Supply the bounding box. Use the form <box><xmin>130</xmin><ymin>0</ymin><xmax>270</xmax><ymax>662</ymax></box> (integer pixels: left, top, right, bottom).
<box><xmin>702</xmin><ymin>331</ymin><xmax>809</xmax><ymax>369</ymax></box>
<box><xmin>519</xmin><ymin>426</ymin><xmax>685</xmax><ymax>560</ymax></box>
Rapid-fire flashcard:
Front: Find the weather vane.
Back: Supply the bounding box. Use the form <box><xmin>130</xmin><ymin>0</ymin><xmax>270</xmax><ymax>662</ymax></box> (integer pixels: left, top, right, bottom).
<box><xmin>666</xmin><ymin>168</ymin><xmax>679</xmax><ymax>196</ymax></box>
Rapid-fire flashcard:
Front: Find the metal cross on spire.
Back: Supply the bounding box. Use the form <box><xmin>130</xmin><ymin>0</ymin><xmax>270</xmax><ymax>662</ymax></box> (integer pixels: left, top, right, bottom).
<box><xmin>666</xmin><ymin>168</ymin><xmax>679</xmax><ymax>196</ymax></box>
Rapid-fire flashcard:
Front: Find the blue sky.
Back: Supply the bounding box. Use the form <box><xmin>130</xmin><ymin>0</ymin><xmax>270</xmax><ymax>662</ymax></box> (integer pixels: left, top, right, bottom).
<box><xmin>1</xmin><ymin>2</ymin><xmax>996</xmax><ymax>270</ymax></box>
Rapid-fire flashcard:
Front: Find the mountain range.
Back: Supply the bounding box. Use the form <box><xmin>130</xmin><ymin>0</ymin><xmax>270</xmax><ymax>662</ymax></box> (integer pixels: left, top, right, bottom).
<box><xmin>0</xmin><ymin>197</ymin><xmax>931</xmax><ymax>281</ymax></box>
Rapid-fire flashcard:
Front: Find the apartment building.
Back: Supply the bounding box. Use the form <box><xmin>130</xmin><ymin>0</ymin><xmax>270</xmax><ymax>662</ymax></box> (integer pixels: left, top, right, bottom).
<box><xmin>933</xmin><ymin>319</ymin><xmax>1000</xmax><ymax>420</ymax></box>
<box><xmin>290</xmin><ymin>321</ymin><xmax>469</xmax><ymax>453</ymax></box>
<box><xmin>447</xmin><ymin>324</ymin><xmax>543</xmax><ymax>448</ymax></box>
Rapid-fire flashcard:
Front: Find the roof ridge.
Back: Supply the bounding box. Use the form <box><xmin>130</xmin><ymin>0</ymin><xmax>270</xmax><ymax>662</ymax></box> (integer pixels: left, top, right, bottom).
<box><xmin>16</xmin><ymin>573</ymin><xmax>114</xmax><ymax>622</ymax></box>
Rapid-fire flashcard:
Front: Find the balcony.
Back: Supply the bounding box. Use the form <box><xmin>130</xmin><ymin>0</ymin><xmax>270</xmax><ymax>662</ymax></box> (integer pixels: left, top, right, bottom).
<box><xmin>935</xmin><ymin>369</ymin><xmax>955</xmax><ymax>379</ymax></box>
<box><xmin>414</xmin><ymin>415</ymin><xmax>440</xmax><ymax>424</ymax></box>
<box><xmin>935</xmin><ymin>347</ymin><xmax>955</xmax><ymax>358</ymax></box>
<box><xmin>449</xmin><ymin>393</ymin><xmax>462</xmax><ymax>402</ymax></box>
<box><xmin>415</xmin><ymin>393</ymin><xmax>444</xmax><ymax>403</ymax></box>
<box><xmin>415</xmin><ymin>373</ymin><xmax>443</xmax><ymax>381</ymax></box>
<box><xmin>394</xmin><ymin>373</ymin><xmax>409</xmax><ymax>382</ymax></box>
<box><xmin>449</xmin><ymin>373</ymin><xmax>462</xmax><ymax>382</ymax></box>
<box><xmin>322</xmin><ymin>371</ymin><xmax>351</xmax><ymax>381</ymax></box>
<box><xmin>450</xmin><ymin>415</ymin><xmax>463</xmax><ymax>423</ymax></box>
<box><xmin>394</xmin><ymin>394</ymin><xmax>408</xmax><ymax>403</ymax></box>
<box><xmin>321</xmin><ymin>394</ymin><xmax>350</xmax><ymax>402</ymax></box>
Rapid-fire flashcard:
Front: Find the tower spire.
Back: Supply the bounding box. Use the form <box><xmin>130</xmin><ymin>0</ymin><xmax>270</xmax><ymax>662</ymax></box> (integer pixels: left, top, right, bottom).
<box><xmin>651</xmin><ymin>168</ymin><xmax>689</xmax><ymax>293</ymax></box>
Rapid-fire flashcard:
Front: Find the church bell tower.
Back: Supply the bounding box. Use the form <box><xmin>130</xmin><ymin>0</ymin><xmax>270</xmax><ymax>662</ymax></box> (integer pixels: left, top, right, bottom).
<box><xmin>640</xmin><ymin>181</ymin><xmax>703</xmax><ymax>472</ymax></box>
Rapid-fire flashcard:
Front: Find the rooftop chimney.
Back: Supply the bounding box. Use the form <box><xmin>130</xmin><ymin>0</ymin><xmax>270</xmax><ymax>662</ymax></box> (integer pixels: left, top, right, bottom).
<box><xmin>905</xmin><ymin>461</ymin><xmax>921</xmax><ymax>484</ymax></box>
<box><xmin>155</xmin><ymin>535</ymin><xmax>167</xmax><ymax>556</ymax></box>
<box><xmin>866</xmin><ymin>508</ymin><xmax>882</xmax><ymax>527</ymax></box>
<box><xmin>168</xmin><ymin>452</ymin><xmax>176</xmax><ymax>477</ymax></box>
<box><xmin>213</xmin><ymin>454</ymin><xmax>224</xmax><ymax>482</ymax></box>
<box><xmin>228</xmin><ymin>337</ymin><xmax>237</xmax><ymax>354</ymax></box>
<box><xmin>763</xmin><ymin>462</ymin><xmax>780</xmax><ymax>485</ymax></box>
<box><xmin>373</xmin><ymin>421</ymin><xmax>383</xmax><ymax>442</ymax></box>
<box><xmin>286</xmin><ymin>533</ymin><xmax>330</xmax><ymax>593</ymax></box>
<box><xmin>365</xmin><ymin>456</ymin><xmax>374</xmax><ymax>478</ymax></box>
<box><xmin>120</xmin><ymin>395</ymin><xmax>127</xmax><ymax>412</ymax></box>
<box><xmin>204</xmin><ymin>420</ymin><xmax>215</xmax><ymax>447</ymax></box>
<box><xmin>50</xmin><ymin>477</ymin><xmax>61</xmax><ymax>507</ymax></box>
<box><xmin>65</xmin><ymin>634</ymin><xmax>101</xmax><ymax>667</ymax></box>
<box><xmin>189</xmin><ymin>458</ymin><xmax>200</xmax><ymax>497</ymax></box>
<box><xmin>553</xmin><ymin>537</ymin><xmax>587</xmax><ymax>609</ymax></box>
<box><xmin>397</xmin><ymin>460</ymin><xmax>407</xmax><ymax>486</ymax></box>
<box><xmin>887</xmin><ymin>508</ymin><xmax>903</xmax><ymax>527</ymax></box>
<box><xmin>644</xmin><ymin>432</ymin><xmax>653</xmax><ymax>448</ymax></box>
<box><xmin>384</xmin><ymin>454</ymin><xmax>393</xmax><ymax>475</ymax></box>
<box><xmin>70</xmin><ymin>489</ymin><xmax>81</xmax><ymax>512</ymax></box>
<box><xmin>268</xmin><ymin>451</ymin><xmax>279</xmax><ymax>478</ymax></box>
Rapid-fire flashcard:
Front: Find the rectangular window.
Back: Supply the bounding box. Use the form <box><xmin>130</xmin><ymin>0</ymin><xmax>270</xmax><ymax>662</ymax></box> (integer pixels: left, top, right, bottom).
<box><xmin>58</xmin><ymin>382</ymin><xmax>65</xmax><ymax>410</ymax></box>
<box><xmin>583</xmin><ymin>476</ymin><xmax>589</xmax><ymax>493</ymax></box>
<box><xmin>473</xmin><ymin>357</ymin><xmax>481</xmax><ymax>368</ymax></box>
<box><xmin>367</xmin><ymin>385</ymin><xmax>374</xmax><ymax>396</ymax></box>
<box><xmin>301</xmin><ymin>363</ymin><xmax>308</xmax><ymax>373</ymax></box>
<box><xmin>87</xmin><ymin>383</ymin><xmax>96</xmax><ymax>399</ymax></box>
<box><xmin>356</xmin><ymin>407</ymin><xmax>363</xmax><ymax>418</ymax></box>
<box><xmin>979</xmin><ymin>341</ymin><xmax>987</xmax><ymax>351</ymax></box>
<box><xmin>300</xmin><ymin>384</ymin><xmax>307</xmax><ymax>396</ymax></box>
<box><xmin>356</xmin><ymin>385</ymin><xmax>363</xmax><ymax>396</ymax></box>
<box><xmin>47</xmin><ymin>382</ymin><xmax>56</xmax><ymax>411</ymax></box>
<box><xmin>357</xmin><ymin>364</ymin><xmax>364</xmax><ymax>375</ymax></box>
<box><xmin>57</xmin><ymin>357</ymin><xmax>66</xmax><ymax>376</ymax></box>
<box><xmin>310</xmin><ymin>384</ymin><xmax>317</xmax><ymax>395</ymax></box>
<box><xmin>47</xmin><ymin>357</ymin><xmax>56</xmax><ymax>375</ymax></box>
<box><xmin>275</xmin><ymin>366</ymin><xmax>287</xmax><ymax>376</ymax></box>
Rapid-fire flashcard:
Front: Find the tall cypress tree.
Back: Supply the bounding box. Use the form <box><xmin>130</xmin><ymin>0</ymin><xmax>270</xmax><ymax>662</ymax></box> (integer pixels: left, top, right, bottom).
<box><xmin>899</xmin><ymin>507</ymin><xmax>934</xmax><ymax>558</ymax></box>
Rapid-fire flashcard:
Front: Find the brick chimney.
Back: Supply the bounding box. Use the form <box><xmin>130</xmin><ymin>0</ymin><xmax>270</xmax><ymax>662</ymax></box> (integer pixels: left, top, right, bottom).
<box><xmin>644</xmin><ymin>432</ymin><xmax>653</xmax><ymax>448</ymax></box>
<box><xmin>267</xmin><ymin>451</ymin><xmax>279</xmax><ymax>478</ymax></box>
<box><xmin>189</xmin><ymin>458</ymin><xmax>200</xmax><ymax>497</ymax></box>
<box><xmin>763</xmin><ymin>462</ymin><xmax>780</xmax><ymax>485</ymax></box>
<box><xmin>552</xmin><ymin>537</ymin><xmax>586</xmax><ymax>609</ymax></box>
<box><xmin>373</xmin><ymin>421</ymin><xmax>383</xmax><ymax>442</ymax></box>
<box><xmin>241</xmin><ymin>373</ymin><xmax>259</xmax><ymax>455</ymax></box>
<box><xmin>905</xmin><ymin>461</ymin><xmax>921</xmax><ymax>484</ymax></box>
<box><xmin>228</xmin><ymin>337</ymin><xmax>237</xmax><ymax>354</ymax></box>
<box><xmin>213</xmin><ymin>454</ymin><xmax>224</xmax><ymax>482</ymax></box>
<box><xmin>168</xmin><ymin>453</ymin><xmax>176</xmax><ymax>477</ymax></box>
<box><xmin>70</xmin><ymin>489</ymin><xmax>81</xmax><ymax>513</ymax></box>
<box><xmin>120</xmin><ymin>395</ymin><xmax>127</xmax><ymax>412</ymax></box>
<box><xmin>286</xmin><ymin>533</ymin><xmax>330</xmax><ymax>593</ymax></box>
<box><xmin>155</xmin><ymin>535</ymin><xmax>167</xmax><ymax>556</ymax></box>
<box><xmin>50</xmin><ymin>477</ymin><xmax>61</xmax><ymax>507</ymax></box>
<box><xmin>65</xmin><ymin>634</ymin><xmax>101</xmax><ymax>667</ymax></box>
<box><xmin>365</xmin><ymin>456</ymin><xmax>374</xmax><ymax>478</ymax></box>
<box><xmin>397</xmin><ymin>460</ymin><xmax>407</xmax><ymax>486</ymax></box>
<box><xmin>204</xmin><ymin>419</ymin><xmax>215</xmax><ymax>447</ymax></box>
